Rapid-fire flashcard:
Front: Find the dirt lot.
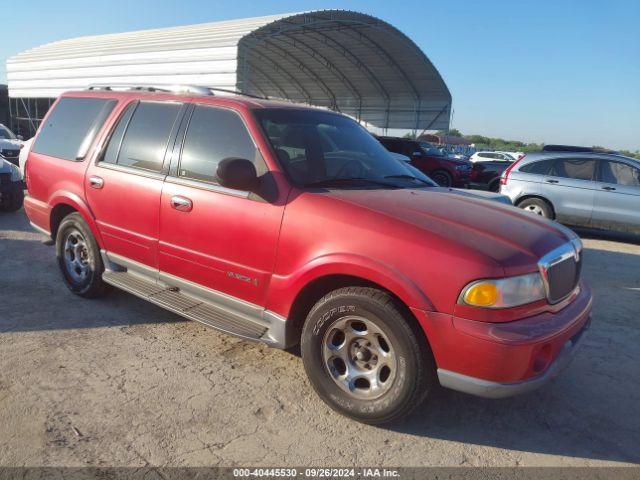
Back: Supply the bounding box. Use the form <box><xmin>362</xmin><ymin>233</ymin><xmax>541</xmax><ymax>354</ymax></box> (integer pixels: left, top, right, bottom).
<box><xmin>0</xmin><ymin>209</ymin><xmax>639</xmax><ymax>467</ymax></box>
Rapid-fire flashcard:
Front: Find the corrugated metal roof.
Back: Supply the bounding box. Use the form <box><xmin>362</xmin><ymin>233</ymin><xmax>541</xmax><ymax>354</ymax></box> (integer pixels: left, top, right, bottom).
<box><xmin>6</xmin><ymin>10</ymin><xmax>451</xmax><ymax>130</ymax></box>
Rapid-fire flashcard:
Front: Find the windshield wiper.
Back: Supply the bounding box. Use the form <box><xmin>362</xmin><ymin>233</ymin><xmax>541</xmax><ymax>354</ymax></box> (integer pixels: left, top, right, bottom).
<box><xmin>303</xmin><ymin>177</ymin><xmax>400</xmax><ymax>189</ymax></box>
<box><xmin>383</xmin><ymin>174</ymin><xmax>433</xmax><ymax>186</ymax></box>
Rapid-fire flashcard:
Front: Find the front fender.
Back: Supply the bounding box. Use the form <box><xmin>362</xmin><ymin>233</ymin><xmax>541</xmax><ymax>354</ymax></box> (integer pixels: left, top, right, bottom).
<box><xmin>266</xmin><ymin>253</ymin><xmax>434</xmax><ymax>318</ymax></box>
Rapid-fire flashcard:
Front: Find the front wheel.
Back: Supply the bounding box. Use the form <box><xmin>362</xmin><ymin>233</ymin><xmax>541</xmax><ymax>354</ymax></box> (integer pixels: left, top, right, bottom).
<box><xmin>55</xmin><ymin>212</ymin><xmax>108</xmax><ymax>298</ymax></box>
<box><xmin>301</xmin><ymin>287</ymin><xmax>435</xmax><ymax>424</ymax></box>
<box><xmin>0</xmin><ymin>183</ymin><xmax>24</xmax><ymax>212</ymax></box>
<box><xmin>430</xmin><ymin>170</ymin><xmax>452</xmax><ymax>188</ymax></box>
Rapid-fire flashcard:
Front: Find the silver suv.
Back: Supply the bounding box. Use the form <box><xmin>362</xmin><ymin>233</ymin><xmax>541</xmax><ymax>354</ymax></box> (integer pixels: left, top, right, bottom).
<box><xmin>500</xmin><ymin>151</ymin><xmax>640</xmax><ymax>234</ymax></box>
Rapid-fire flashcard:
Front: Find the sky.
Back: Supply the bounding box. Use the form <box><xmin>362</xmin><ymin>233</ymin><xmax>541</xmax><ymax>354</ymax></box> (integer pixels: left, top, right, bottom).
<box><xmin>2</xmin><ymin>0</ymin><xmax>639</xmax><ymax>150</ymax></box>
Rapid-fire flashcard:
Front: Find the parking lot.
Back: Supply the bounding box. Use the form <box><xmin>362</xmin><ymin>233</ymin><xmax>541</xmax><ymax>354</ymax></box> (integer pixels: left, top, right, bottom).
<box><xmin>0</xmin><ymin>208</ymin><xmax>639</xmax><ymax>467</ymax></box>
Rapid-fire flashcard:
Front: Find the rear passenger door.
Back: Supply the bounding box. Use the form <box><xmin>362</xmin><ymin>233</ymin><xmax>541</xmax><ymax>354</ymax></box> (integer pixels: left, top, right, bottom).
<box><xmin>538</xmin><ymin>157</ymin><xmax>598</xmax><ymax>227</ymax></box>
<box><xmin>158</xmin><ymin>104</ymin><xmax>284</xmax><ymax>307</ymax></box>
<box><xmin>592</xmin><ymin>159</ymin><xmax>640</xmax><ymax>233</ymax></box>
<box><xmin>86</xmin><ymin>100</ymin><xmax>185</xmax><ymax>270</ymax></box>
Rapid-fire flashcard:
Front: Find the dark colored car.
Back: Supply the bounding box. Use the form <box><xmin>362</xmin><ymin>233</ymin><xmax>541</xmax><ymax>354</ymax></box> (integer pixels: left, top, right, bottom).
<box><xmin>25</xmin><ymin>86</ymin><xmax>591</xmax><ymax>424</ymax></box>
<box><xmin>377</xmin><ymin>136</ymin><xmax>471</xmax><ymax>187</ymax></box>
<box><xmin>470</xmin><ymin>159</ymin><xmax>513</xmax><ymax>192</ymax></box>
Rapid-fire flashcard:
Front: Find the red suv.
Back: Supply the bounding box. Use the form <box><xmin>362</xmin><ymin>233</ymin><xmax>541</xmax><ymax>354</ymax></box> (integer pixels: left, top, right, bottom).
<box><xmin>377</xmin><ymin>136</ymin><xmax>472</xmax><ymax>187</ymax></box>
<box><xmin>24</xmin><ymin>87</ymin><xmax>592</xmax><ymax>424</ymax></box>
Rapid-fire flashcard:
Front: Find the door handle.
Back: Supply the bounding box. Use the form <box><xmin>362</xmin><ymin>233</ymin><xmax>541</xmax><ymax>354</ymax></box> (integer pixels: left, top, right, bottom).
<box><xmin>601</xmin><ymin>186</ymin><xmax>616</xmax><ymax>191</ymax></box>
<box><xmin>544</xmin><ymin>179</ymin><xmax>559</xmax><ymax>184</ymax></box>
<box><xmin>170</xmin><ymin>195</ymin><xmax>193</xmax><ymax>212</ymax></box>
<box><xmin>88</xmin><ymin>176</ymin><xmax>104</xmax><ymax>189</ymax></box>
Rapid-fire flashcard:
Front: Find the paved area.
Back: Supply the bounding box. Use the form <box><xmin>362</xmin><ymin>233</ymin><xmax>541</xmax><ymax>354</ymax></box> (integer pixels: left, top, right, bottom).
<box><xmin>1</xmin><ymin>209</ymin><xmax>639</xmax><ymax>467</ymax></box>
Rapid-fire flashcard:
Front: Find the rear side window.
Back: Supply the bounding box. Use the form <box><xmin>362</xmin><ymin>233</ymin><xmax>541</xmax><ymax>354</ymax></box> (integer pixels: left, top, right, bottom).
<box><xmin>519</xmin><ymin>159</ymin><xmax>554</xmax><ymax>175</ymax></box>
<box><xmin>551</xmin><ymin>158</ymin><xmax>596</xmax><ymax>181</ymax></box>
<box><xmin>601</xmin><ymin>161</ymin><xmax>640</xmax><ymax>186</ymax></box>
<box><xmin>32</xmin><ymin>97</ymin><xmax>116</xmax><ymax>161</ymax></box>
<box><xmin>102</xmin><ymin>101</ymin><xmax>181</xmax><ymax>172</ymax></box>
<box><xmin>178</xmin><ymin>105</ymin><xmax>257</xmax><ymax>183</ymax></box>
<box><xmin>379</xmin><ymin>139</ymin><xmax>401</xmax><ymax>154</ymax></box>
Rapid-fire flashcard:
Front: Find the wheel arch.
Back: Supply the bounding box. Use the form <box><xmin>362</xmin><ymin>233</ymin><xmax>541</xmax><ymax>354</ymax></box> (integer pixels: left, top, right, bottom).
<box><xmin>272</xmin><ymin>255</ymin><xmax>434</xmax><ymax>348</ymax></box>
<box><xmin>49</xmin><ymin>192</ymin><xmax>103</xmax><ymax>246</ymax></box>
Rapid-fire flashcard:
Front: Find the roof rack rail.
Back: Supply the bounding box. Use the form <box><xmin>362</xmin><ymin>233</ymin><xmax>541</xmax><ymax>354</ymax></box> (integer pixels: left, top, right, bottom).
<box><xmin>542</xmin><ymin>144</ymin><xmax>620</xmax><ymax>155</ymax></box>
<box><xmin>86</xmin><ymin>84</ymin><xmax>267</xmax><ymax>99</ymax></box>
<box><xmin>87</xmin><ymin>84</ymin><xmax>213</xmax><ymax>95</ymax></box>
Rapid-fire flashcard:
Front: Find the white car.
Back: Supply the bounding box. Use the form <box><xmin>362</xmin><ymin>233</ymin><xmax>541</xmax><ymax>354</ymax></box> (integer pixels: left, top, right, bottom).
<box><xmin>469</xmin><ymin>151</ymin><xmax>516</xmax><ymax>163</ymax></box>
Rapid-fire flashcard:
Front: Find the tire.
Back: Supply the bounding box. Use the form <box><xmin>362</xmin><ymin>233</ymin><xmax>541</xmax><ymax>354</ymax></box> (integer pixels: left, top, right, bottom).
<box><xmin>430</xmin><ymin>170</ymin><xmax>452</xmax><ymax>188</ymax></box>
<box><xmin>55</xmin><ymin>212</ymin><xmax>108</xmax><ymax>298</ymax></box>
<box><xmin>301</xmin><ymin>287</ymin><xmax>436</xmax><ymax>425</ymax></box>
<box><xmin>518</xmin><ymin>197</ymin><xmax>553</xmax><ymax>219</ymax></box>
<box><xmin>0</xmin><ymin>183</ymin><xmax>24</xmax><ymax>212</ymax></box>
<box><xmin>488</xmin><ymin>179</ymin><xmax>500</xmax><ymax>193</ymax></box>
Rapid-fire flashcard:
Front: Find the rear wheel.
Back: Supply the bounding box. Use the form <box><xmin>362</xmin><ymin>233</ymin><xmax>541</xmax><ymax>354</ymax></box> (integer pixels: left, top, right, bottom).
<box><xmin>55</xmin><ymin>213</ymin><xmax>108</xmax><ymax>298</ymax></box>
<box><xmin>0</xmin><ymin>183</ymin><xmax>24</xmax><ymax>212</ymax></box>
<box><xmin>301</xmin><ymin>287</ymin><xmax>435</xmax><ymax>424</ymax></box>
<box><xmin>488</xmin><ymin>178</ymin><xmax>500</xmax><ymax>192</ymax></box>
<box><xmin>518</xmin><ymin>197</ymin><xmax>553</xmax><ymax>219</ymax></box>
<box><xmin>430</xmin><ymin>170</ymin><xmax>452</xmax><ymax>188</ymax></box>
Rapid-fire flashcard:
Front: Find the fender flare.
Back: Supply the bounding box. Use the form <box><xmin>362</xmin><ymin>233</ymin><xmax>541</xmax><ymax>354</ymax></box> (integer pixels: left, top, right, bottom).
<box><xmin>269</xmin><ymin>253</ymin><xmax>434</xmax><ymax>317</ymax></box>
<box><xmin>48</xmin><ymin>191</ymin><xmax>104</xmax><ymax>246</ymax></box>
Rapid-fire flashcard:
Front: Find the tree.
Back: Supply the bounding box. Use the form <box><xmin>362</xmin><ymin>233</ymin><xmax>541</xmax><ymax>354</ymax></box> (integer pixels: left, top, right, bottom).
<box><xmin>435</xmin><ymin>128</ymin><xmax>462</xmax><ymax>137</ymax></box>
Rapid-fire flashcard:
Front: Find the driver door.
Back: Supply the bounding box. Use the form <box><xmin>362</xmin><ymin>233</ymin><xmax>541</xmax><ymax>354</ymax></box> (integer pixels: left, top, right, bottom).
<box><xmin>158</xmin><ymin>103</ymin><xmax>285</xmax><ymax>307</ymax></box>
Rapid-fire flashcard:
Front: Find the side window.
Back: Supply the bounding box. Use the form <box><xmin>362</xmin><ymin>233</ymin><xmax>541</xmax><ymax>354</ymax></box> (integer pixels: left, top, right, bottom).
<box><xmin>551</xmin><ymin>158</ymin><xmax>596</xmax><ymax>181</ymax></box>
<box><xmin>519</xmin><ymin>159</ymin><xmax>554</xmax><ymax>175</ymax></box>
<box><xmin>114</xmin><ymin>101</ymin><xmax>181</xmax><ymax>172</ymax></box>
<box><xmin>404</xmin><ymin>142</ymin><xmax>421</xmax><ymax>157</ymax></box>
<box><xmin>384</xmin><ymin>141</ymin><xmax>402</xmax><ymax>154</ymax></box>
<box><xmin>32</xmin><ymin>97</ymin><xmax>116</xmax><ymax>161</ymax></box>
<box><xmin>601</xmin><ymin>161</ymin><xmax>640</xmax><ymax>187</ymax></box>
<box><xmin>102</xmin><ymin>102</ymin><xmax>137</xmax><ymax>165</ymax></box>
<box><xmin>178</xmin><ymin>105</ymin><xmax>257</xmax><ymax>183</ymax></box>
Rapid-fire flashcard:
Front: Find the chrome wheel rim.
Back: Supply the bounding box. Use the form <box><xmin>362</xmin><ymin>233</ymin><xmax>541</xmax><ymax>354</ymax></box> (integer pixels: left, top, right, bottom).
<box><xmin>63</xmin><ymin>230</ymin><xmax>90</xmax><ymax>282</ymax></box>
<box><xmin>322</xmin><ymin>316</ymin><xmax>397</xmax><ymax>400</ymax></box>
<box><xmin>524</xmin><ymin>204</ymin><xmax>544</xmax><ymax>216</ymax></box>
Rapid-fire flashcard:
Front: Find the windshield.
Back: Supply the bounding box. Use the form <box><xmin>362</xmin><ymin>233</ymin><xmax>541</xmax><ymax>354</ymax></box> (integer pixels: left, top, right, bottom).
<box><xmin>419</xmin><ymin>142</ymin><xmax>446</xmax><ymax>157</ymax></box>
<box><xmin>0</xmin><ymin>126</ymin><xmax>16</xmax><ymax>140</ymax></box>
<box><xmin>254</xmin><ymin>108</ymin><xmax>434</xmax><ymax>189</ymax></box>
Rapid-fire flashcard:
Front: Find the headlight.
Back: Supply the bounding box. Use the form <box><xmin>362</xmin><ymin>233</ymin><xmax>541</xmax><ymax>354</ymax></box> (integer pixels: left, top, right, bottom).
<box><xmin>459</xmin><ymin>273</ymin><xmax>546</xmax><ymax>308</ymax></box>
<box><xmin>9</xmin><ymin>162</ymin><xmax>23</xmax><ymax>182</ymax></box>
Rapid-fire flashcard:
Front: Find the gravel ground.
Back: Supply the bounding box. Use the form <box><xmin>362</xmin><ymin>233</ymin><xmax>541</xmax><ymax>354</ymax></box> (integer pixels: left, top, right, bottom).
<box><xmin>0</xmin><ymin>209</ymin><xmax>639</xmax><ymax>467</ymax></box>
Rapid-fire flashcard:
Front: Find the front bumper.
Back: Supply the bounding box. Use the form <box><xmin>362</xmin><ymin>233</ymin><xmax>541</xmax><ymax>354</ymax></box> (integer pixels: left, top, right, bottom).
<box><xmin>437</xmin><ymin>317</ymin><xmax>590</xmax><ymax>398</ymax></box>
<box><xmin>0</xmin><ymin>179</ymin><xmax>24</xmax><ymax>196</ymax></box>
<box><xmin>412</xmin><ymin>283</ymin><xmax>592</xmax><ymax>398</ymax></box>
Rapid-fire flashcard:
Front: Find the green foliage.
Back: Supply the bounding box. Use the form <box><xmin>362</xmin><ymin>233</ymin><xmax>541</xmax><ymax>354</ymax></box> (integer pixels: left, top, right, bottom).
<box><xmin>435</xmin><ymin>129</ymin><xmax>462</xmax><ymax>137</ymax></box>
<box><xmin>461</xmin><ymin>134</ymin><xmax>541</xmax><ymax>152</ymax></box>
<box><xmin>620</xmin><ymin>150</ymin><xmax>640</xmax><ymax>160</ymax></box>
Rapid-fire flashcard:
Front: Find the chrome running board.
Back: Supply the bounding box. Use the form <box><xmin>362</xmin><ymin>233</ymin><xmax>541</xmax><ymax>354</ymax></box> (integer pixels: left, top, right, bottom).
<box><xmin>101</xmin><ymin>251</ymin><xmax>288</xmax><ymax>347</ymax></box>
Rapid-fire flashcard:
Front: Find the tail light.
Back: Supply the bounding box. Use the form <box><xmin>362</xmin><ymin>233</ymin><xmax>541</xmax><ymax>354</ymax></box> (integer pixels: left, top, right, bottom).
<box><xmin>500</xmin><ymin>154</ymin><xmax>525</xmax><ymax>185</ymax></box>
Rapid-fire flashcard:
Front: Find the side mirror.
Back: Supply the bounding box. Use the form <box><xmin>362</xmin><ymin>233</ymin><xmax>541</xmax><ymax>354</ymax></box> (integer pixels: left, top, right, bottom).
<box><xmin>217</xmin><ymin>158</ymin><xmax>259</xmax><ymax>192</ymax></box>
<box><xmin>16</xmin><ymin>135</ymin><xmax>23</xmax><ymax>141</ymax></box>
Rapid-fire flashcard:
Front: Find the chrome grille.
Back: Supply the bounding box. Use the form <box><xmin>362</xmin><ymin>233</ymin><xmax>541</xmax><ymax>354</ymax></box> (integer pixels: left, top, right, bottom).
<box><xmin>538</xmin><ymin>242</ymin><xmax>582</xmax><ymax>304</ymax></box>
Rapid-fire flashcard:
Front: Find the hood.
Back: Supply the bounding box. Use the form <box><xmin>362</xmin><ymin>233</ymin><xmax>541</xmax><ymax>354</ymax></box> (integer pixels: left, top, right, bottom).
<box><xmin>0</xmin><ymin>139</ymin><xmax>22</xmax><ymax>150</ymax></box>
<box><xmin>324</xmin><ymin>187</ymin><xmax>573</xmax><ymax>275</ymax></box>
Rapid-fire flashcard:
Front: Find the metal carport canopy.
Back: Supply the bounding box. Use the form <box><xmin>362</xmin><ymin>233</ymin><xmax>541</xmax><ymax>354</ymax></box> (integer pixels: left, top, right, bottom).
<box><xmin>6</xmin><ymin>10</ymin><xmax>452</xmax><ymax>130</ymax></box>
